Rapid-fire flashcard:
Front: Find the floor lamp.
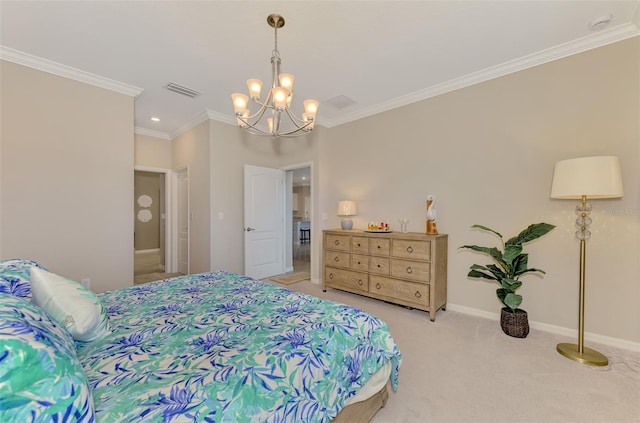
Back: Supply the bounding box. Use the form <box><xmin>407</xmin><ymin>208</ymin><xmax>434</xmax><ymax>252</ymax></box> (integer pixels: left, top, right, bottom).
<box><xmin>550</xmin><ymin>156</ymin><xmax>623</xmax><ymax>366</ymax></box>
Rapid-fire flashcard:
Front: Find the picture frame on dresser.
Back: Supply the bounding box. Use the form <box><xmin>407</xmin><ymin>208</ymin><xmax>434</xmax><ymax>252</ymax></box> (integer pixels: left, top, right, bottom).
<box><xmin>322</xmin><ymin>229</ymin><xmax>448</xmax><ymax>321</ymax></box>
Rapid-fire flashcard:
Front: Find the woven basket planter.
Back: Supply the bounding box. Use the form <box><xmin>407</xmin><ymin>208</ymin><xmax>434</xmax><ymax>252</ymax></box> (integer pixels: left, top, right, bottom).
<box><xmin>500</xmin><ymin>307</ymin><xmax>529</xmax><ymax>338</ymax></box>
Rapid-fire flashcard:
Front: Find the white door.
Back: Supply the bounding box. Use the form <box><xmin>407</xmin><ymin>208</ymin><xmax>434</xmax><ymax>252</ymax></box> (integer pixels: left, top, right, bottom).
<box><xmin>177</xmin><ymin>168</ymin><xmax>189</xmax><ymax>275</ymax></box>
<box><xmin>244</xmin><ymin>165</ymin><xmax>285</xmax><ymax>279</ymax></box>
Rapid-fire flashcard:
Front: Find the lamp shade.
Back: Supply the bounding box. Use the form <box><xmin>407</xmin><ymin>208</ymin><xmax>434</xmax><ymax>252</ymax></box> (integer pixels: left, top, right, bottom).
<box><xmin>337</xmin><ymin>201</ymin><xmax>357</xmax><ymax>216</ymax></box>
<box><xmin>550</xmin><ymin>156</ymin><xmax>623</xmax><ymax>199</ymax></box>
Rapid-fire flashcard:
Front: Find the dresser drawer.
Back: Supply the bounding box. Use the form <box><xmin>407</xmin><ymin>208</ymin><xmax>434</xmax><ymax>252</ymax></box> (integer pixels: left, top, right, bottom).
<box><xmin>325</xmin><ymin>267</ymin><xmax>368</xmax><ymax>293</ymax></box>
<box><xmin>325</xmin><ymin>234</ymin><xmax>351</xmax><ymax>251</ymax></box>
<box><xmin>369</xmin><ymin>256</ymin><xmax>390</xmax><ymax>275</ymax></box>
<box><xmin>392</xmin><ymin>239</ymin><xmax>431</xmax><ymax>261</ymax></box>
<box><xmin>351</xmin><ymin>236</ymin><xmax>369</xmax><ymax>254</ymax></box>
<box><xmin>324</xmin><ymin>251</ymin><xmax>350</xmax><ymax>269</ymax></box>
<box><xmin>351</xmin><ymin>254</ymin><xmax>369</xmax><ymax>271</ymax></box>
<box><xmin>369</xmin><ymin>238</ymin><xmax>390</xmax><ymax>256</ymax></box>
<box><xmin>390</xmin><ymin>258</ymin><xmax>430</xmax><ymax>282</ymax></box>
<box><xmin>370</xmin><ymin>275</ymin><xmax>429</xmax><ymax>307</ymax></box>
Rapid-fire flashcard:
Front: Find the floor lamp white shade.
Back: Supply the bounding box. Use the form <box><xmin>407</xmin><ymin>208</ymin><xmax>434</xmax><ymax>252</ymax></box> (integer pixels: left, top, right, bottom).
<box><xmin>551</xmin><ymin>156</ymin><xmax>623</xmax><ymax>199</ymax></box>
<box><xmin>337</xmin><ymin>200</ymin><xmax>357</xmax><ymax>230</ymax></box>
<box><xmin>550</xmin><ymin>155</ymin><xmax>623</xmax><ymax>366</ymax></box>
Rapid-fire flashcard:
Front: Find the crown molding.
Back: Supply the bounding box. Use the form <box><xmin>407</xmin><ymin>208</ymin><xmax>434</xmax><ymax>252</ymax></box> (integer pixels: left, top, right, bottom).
<box><xmin>204</xmin><ymin>109</ymin><xmax>238</xmax><ymax>127</ymax></box>
<box><xmin>322</xmin><ymin>23</ymin><xmax>640</xmax><ymax>128</ymax></box>
<box><xmin>169</xmin><ymin>109</ymin><xmax>227</xmax><ymax>139</ymax></box>
<box><xmin>134</xmin><ymin>127</ymin><xmax>171</xmax><ymax>140</ymax></box>
<box><xmin>0</xmin><ymin>46</ymin><xmax>143</xmax><ymax>98</ymax></box>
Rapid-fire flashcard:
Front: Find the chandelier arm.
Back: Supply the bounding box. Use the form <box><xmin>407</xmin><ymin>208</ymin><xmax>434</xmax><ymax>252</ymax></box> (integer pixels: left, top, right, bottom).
<box><xmin>283</xmin><ymin>106</ymin><xmax>307</xmax><ymax>126</ymax></box>
<box><xmin>244</xmin><ymin>103</ymin><xmax>269</xmax><ymax>123</ymax></box>
<box><xmin>274</xmin><ymin>121</ymin><xmax>313</xmax><ymax>137</ymax></box>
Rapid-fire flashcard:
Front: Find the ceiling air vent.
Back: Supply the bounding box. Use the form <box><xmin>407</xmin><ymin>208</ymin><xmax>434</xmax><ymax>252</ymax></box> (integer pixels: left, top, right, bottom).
<box><xmin>166</xmin><ymin>82</ymin><xmax>200</xmax><ymax>98</ymax></box>
<box><xmin>324</xmin><ymin>95</ymin><xmax>357</xmax><ymax>110</ymax></box>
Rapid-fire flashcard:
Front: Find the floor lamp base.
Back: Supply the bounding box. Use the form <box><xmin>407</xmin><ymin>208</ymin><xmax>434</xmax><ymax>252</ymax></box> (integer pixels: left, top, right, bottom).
<box><xmin>556</xmin><ymin>343</ymin><xmax>608</xmax><ymax>366</ymax></box>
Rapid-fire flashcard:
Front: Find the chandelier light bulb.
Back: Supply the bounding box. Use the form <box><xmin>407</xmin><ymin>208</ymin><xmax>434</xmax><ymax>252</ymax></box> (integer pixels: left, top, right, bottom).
<box><xmin>272</xmin><ymin>87</ymin><xmax>289</xmax><ymax>110</ymax></box>
<box><xmin>278</xmin><ymin>73</ymin><xmax>295</xmax><ymax>90</ymax></box>
<box><xmin>304</xmin><ymin>99</ymin><xmax>319</xmax><ymax>117</ymax></box>
<box><xmin>231</xmin><ymin>93</ymin><xmax>248</xmax><ymax>113</ymax></box>
<box><xmin>247</xmin><ymin>79</ymin><xmax>263</xmax><ymax>100</ymax></box>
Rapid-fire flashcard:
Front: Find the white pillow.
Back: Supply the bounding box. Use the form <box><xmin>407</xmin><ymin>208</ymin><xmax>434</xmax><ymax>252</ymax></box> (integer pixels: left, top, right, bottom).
<box><xmin>30</xmin><ymin>267</ymin><xmax>110</xmax><ymax>342</ymax></box>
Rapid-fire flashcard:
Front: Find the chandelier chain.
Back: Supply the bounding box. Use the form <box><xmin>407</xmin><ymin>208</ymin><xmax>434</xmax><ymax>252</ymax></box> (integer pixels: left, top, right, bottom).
<box><xmin>272</xmin><ymin>23</ymin><xmax>279</xmax><ymax>58</ymax></box>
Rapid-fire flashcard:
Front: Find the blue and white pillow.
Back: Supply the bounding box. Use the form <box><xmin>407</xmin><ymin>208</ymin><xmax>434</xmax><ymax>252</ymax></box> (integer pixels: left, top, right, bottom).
<box><xmin>0</xmin><ymin>294</ymin><xmax>95</xmax><ymax>422</ymax></box>
<box><xmin>0</xmin><ymin>259</ymin><xmax>48</xmax><ymax>299</ymax></box>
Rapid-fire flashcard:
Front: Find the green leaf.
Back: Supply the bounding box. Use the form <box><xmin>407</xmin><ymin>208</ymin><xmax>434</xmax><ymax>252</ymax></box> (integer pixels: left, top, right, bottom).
<box><xmin>501</xmin><ymin>278</ymin><xmax>522</xmax><ymax>291</ymax></box>
<box><xmin>518</xmin><ymin>267</ymin><xmax>547</xmax><ymax>276</ymax></box>
<box><xmin>502</xmin><ymin>244</ymin><xmax>522</xmax><ymax>267</ymax></box>
<box><xmin>504</xmin><ymin>293</ymin><xmax>522</xmax><ymax>311</ymax></box>
<box><xmin>496</xmin><ymin>288</ymin><xmax>508</xmax><ymax>305</ymax></box>
<box><xmin>485</xmin><ymin>264</ymin><xmax>508</xmax><ymax>280</ymax></box>
<box><xmin>468</xmin><ymin>269</ymin><xmax>498</xmax><ymax>281</ymax></box>
<box><xmin>512</xmin><ymin>254</ymin><xmax>529</xmax><ymax>276</ymax></box>
<box><xmin>460</xmin><ymin>245</ymin><xmax>506</xmax><ymax>268</ymax></box>
<box><xmin>505</xmin><ymin>223</ymin><xmax>555</xmax><ymax>246</ymax></box>
<box><xmin>470</xmin><ymin>224</ymin><xmax>503</xmax><ymax>240</ymax></box>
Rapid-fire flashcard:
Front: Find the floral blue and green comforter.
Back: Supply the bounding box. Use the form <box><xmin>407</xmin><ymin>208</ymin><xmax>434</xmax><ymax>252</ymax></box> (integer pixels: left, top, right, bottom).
<box><xmin>77</xmin><ymin>271</ymin><xmax>402</xmax><ymax>422</ymax></box>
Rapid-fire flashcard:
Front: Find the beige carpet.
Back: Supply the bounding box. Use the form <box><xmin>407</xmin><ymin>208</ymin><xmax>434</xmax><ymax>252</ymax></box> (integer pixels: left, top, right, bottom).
<box><xmin>284</xmin><ymin>280</ymin><xmax>640</xmax><ymax>423</ymax></box>
<box><xmin>134</xmin><ymin>272</ymin><xmax>182</xmax><ymax>285</ymax></box>
<box><xmin>270</xmin><ymin>272</ymin><xmax>311</xmax><ymax>285</ymax></box>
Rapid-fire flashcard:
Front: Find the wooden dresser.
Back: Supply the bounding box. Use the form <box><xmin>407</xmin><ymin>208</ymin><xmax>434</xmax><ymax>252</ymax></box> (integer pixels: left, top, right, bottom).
<box><xmin>322</xmin><ymin>229</ymin><xmax>448</xmax><ymax>321</ymax></box>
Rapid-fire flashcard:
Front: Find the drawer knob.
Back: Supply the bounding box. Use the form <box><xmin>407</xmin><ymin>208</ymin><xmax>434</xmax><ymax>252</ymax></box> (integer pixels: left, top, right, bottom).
<box><xmin>334</xmin><ymin>240</ymin><xmax>340</xmax><ymax>245</ymax></box>
<box><xmin>415</xmin><ymin>291</ymin><xmax>422</xmax><ymax>298</ymax></box>
<box><xmin>329</xmin><ymin>273</ymin><xmax>334</xmax><ymax>279</ymax></box>
<box><xmin>334</xmin><ymin>257</ymin><xmax>340</xmax><ymax>262</ymax></box>
<box><xmin>357</xmin><ymin>243</ymin><xmax>361</xmax><ymax>247</ymax></box>
<box><xmin>406</xmin><ymin>266</ymin><xmax>413</xmax><ymax>274</ymax></box>
<box><xmin>375</xmin><ymin>283</ymin><xmax>381</xmax><ymax>289</ymax></box>
<box><xmin>377</xmin><ymin>264</ymin><xmax>381</xmax><ymax>268</ymax></box>
<box><xmin>407</xmin><ymin>246</ymin><xmax>414</xmax><ymax>253</ymax></box>
<box><xmin>357</xmin><ymin>261</ymin><xmax>361</xmax><ymax>265</ymax></box>
<box><xmin>357</xmin><ymin>279</ymin><xmax>363</xmax><ymax>286</ymax></box>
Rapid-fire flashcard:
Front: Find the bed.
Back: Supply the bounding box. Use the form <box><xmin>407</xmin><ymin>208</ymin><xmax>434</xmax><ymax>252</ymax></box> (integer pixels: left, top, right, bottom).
<box><xmin>0</xmin><ymin>259</ymin><xmax>402</xmax><ymax>422</ymax></box>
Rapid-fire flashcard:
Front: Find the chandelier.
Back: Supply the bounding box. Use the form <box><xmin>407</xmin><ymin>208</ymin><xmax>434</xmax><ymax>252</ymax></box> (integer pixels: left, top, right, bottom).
<box><xmin>231</xmin><ymin>14</ymin><xmax>319</xmax><ymax>138</ymax></box>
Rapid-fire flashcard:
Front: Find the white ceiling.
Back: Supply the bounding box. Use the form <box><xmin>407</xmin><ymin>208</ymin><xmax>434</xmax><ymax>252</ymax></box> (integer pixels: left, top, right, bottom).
<box><xmin>1</xmin><ymin>1</ymin><xmax>638</xmax><ymax>139</ymax></box>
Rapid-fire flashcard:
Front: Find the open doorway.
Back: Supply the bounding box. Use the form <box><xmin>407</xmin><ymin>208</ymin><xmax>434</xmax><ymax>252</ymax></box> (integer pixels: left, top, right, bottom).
<box><xmin>289</xmin><ymin>166</ymin><xmax>311</xmax><ymax>274</ymax></box>
<box><xmin>133</xmin><ymin>167</ymin><xmax>181</xmax><ymax>284</ymax></box>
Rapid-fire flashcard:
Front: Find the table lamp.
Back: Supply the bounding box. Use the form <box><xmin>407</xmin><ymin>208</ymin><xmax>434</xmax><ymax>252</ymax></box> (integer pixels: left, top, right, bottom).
<box><xmin>337</xmin><ymin>201</ymin><xmax>357</xmax><ymax>230</ymax></box>
<box><xmin>550</xmin><ymin>156</ymin><xmax>623</xmax><ymax>366</ymax></box>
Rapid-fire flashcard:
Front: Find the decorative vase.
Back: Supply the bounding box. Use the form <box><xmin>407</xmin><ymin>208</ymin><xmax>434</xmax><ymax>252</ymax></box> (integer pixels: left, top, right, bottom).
<box><xmin>500</xmin><ymin>307</ymin><xmax>529</xmax><ymax>338</ymax></box>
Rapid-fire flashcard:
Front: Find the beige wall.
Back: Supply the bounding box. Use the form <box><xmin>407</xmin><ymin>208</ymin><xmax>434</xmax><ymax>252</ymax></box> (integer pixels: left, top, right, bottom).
<box><xmin>317</xmin><ymin>38</ymin><xmax>639</xmax><ymax>344</ymax></box>
<box><xmin>8</xmin><ymin>35</ymin><xmax>632</xmax><ymax>344</ymax></box>
<box><xmin>208</xmin><ymin>120</ymin><xmax>317</xmax><ymax>274</ymax></box>
<box><xmin>172</xmin><ymin>119</ymin><xmax>212</xmax><ymax>273</ymax></box>
<box><xmin>0</xmin><ymin>61</ymin><xmax>135</xmax><ymax>293</ymax></box>
<box><xmin>134</xmin><ymin>133</ymin><xmax>172</xmax><ymax>169</ymax></box>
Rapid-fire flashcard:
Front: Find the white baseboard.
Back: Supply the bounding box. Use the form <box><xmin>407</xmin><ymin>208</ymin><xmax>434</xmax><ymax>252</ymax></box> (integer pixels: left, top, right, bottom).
<box><xmin>285</xmin><ymin>266</ymin><xmax>294</xmax><ymax>273</ymax></box>
<box><xmin>446</xmin><ymin>303</ymin><xmax>640</xmax><ymax>352</ymax></box>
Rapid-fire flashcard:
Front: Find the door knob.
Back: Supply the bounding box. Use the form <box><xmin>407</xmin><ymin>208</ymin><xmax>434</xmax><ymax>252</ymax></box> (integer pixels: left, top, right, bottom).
<box><xmin>246</xmin><ymin>227</ymin><xmax>255</xmax><ymax>231</ymax></box>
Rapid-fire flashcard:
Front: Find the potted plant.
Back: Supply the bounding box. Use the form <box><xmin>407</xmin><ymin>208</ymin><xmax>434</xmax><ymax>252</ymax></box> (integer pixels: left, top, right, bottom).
<box><xmin>460</xmin><ymin>223</ymin><xmax>555</xmax><ymax>338</ymax></box>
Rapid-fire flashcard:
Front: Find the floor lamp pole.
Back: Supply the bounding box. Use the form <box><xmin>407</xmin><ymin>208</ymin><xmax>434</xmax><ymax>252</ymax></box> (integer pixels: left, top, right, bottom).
<box><xmin>556</xmin><ymin>195</ymin><xmax>608</xmax><ymax>366</ymax></box>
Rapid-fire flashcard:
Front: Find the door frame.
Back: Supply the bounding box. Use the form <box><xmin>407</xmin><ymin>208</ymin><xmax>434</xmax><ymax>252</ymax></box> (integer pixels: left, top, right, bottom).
<box><xmin>281</xmin><ymin>161</ymin><xmax>314</xmax><ymax>278</ymax></box>
<box><xmin>134</xmin><ymin>166</ymin><xmax>173</xmax><ymax>273</ymax></box>
<box><xmin>173</xmin><ymin>166</ymin><xmax>190</xmax><ymax>274</ymax></box>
